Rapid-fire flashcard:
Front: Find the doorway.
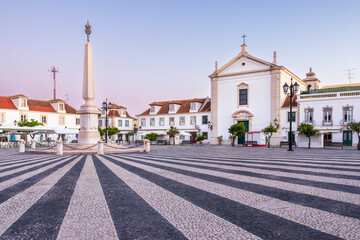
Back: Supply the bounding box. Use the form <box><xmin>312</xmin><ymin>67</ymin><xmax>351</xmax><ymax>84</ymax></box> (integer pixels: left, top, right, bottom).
<box><xmin>343</xmin><ymin>131</ymin><xmax>352</xmax><ymax>146</ymax></box>
<box><xmin>237</xmin><ymin>121</ymin><xmax>249</xmax><ymax>145</ymax></box>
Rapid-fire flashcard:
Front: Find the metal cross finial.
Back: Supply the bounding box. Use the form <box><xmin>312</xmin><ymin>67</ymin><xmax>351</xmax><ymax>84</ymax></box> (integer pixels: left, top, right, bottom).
<box><xmin>85</xmin><ymin>20</ymin><xmax>91</xmax><ymax>42</ymax></box>
<box><xmin>242</xmin><ymin>34</ymin><xmax>247</xmax><ymax>45</ymax></box>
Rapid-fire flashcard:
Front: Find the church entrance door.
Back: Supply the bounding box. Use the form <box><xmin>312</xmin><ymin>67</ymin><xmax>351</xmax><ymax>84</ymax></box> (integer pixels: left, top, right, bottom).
<box><xmin>237</xmin><ymin>121</ymin><xmax>249</xmax><ymax>145</ymax></box>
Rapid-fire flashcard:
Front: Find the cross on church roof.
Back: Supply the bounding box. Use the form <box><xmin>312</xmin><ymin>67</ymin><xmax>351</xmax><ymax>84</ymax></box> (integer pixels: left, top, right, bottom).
<box><xmin>242</xmin><ymin>34</ymin><xmax>247</xmax><ymax>45</ymax></box>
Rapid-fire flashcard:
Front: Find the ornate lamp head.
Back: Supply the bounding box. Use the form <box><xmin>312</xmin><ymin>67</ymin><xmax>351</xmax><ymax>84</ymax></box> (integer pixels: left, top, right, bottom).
<box><xmin>85</xmin><ymin>20</ymin><xmax>91</xmax><ymax>42</ymax></box>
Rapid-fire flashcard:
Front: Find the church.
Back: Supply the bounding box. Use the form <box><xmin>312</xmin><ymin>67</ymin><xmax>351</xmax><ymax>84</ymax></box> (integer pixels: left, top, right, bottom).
<box><xmin>209</xmin><ymin>38</ymin><xmax>311</xmax><ymax>145</ymax></box>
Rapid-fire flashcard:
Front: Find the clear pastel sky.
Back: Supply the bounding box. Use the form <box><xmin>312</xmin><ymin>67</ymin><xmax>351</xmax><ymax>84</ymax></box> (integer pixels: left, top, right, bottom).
<box><xmin>1</xmin><ymin>0</ymin><xmax>360</xmax><ymax>116</ymax></box>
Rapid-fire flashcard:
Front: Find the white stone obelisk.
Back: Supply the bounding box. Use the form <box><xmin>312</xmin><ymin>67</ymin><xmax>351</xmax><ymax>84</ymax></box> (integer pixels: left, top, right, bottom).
<box><xmin>77</xmin><ymin>21</ymin><xmax>100</xmax><ymax>144</ymax></box>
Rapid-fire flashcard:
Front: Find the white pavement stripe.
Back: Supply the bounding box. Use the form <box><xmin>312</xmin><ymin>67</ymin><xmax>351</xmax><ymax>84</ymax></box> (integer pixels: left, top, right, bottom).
<box><xmin>0</xmin><ymin>156</ymin><xmax>81</xmax><ymax>236</ymax></box>
<box><xmin>57</xmin><ymin>156</ymin><xmax>118</xmax><ymax>240</ymax></box>
<box><xmin>0</xmin><ymin>155</ymin><xmax>52</xmax><ymax>165</ymax></box>
<box><xmin>0</xmin><ymin>156</ymin><xmax>66</xmax><ymax>178</ymax></box>
<box><xmin>99</xmin><ymin>155</ymin><xmax>260</xmax><ymax>240</ymax></box>
<box><xmin>0</xmin><ymin>156</ymin><xmax>73</xmax><ymax>192</ymax></box>
<box><xmin>120</xmin><ymin>155</ymin><xmax>360</xmax><ymax>205</ymax></box>
<box><xmin>139</xmin><ymin>155</ymin><xmax>360</xmax><ymax>187</ymax></box>
<box><xmin>115</xmin><ymin>155</ymin><xmax>360</xmax><ymax>240</ymax></box>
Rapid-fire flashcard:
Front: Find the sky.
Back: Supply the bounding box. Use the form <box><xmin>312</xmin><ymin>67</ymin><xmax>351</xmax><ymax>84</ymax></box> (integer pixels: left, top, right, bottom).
<box><xmin>1</xmin><ymin>0</ymin><xmax>360</xmax><ymax>116</ymax></box>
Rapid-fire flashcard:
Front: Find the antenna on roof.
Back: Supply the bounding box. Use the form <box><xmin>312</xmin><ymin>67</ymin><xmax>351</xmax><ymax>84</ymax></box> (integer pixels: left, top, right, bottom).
<box><xmin>49</xmin><ymin>66</ymin><xmax>59</xmax><ymax>100</ymax></box>
<box><xmin>344</xmin><ymin>68</ymin><xmax>355</xmax><ymax>84</ymax></box>
<box><xmin>65</xmin><ymin>93</ymin><xmax>70</xmax><ymax>103</ymax></box>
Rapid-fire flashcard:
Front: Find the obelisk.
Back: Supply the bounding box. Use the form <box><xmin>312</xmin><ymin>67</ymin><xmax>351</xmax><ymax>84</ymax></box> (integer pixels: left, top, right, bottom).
<box><xmin>77</xmin><ymin>20</ymin><xmax>101</xmax><ymax>144</ymax></box>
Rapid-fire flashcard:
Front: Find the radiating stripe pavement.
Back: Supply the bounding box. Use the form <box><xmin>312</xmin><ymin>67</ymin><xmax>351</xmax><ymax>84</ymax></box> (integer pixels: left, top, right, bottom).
<box><xmin>0</xmin><ymin>150</ymin><xmax>359</xmax><ymax>239</ymax></box>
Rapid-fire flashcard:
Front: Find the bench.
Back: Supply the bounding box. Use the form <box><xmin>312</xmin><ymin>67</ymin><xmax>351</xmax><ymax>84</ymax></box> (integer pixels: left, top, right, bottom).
<box><xmin>181</xmin><ymin>140</ymin><xmax>194</xmax><ymax>146</ymax></box>
<box><xmin>280</xmin><ymin>141</ymin><xmax>297</xmax><ymax>148</ymax></box>
<box><xmin>324</xmin><ymin>141</ymin><xmax>343</xmax><ymax>149</ymax></box>
<box><xmin>135</xmin><ymin>140</ymin><xmax>144</xmax><ymax>145</ymax></box>
<box><xmin>244</xmin><ymin>141</ymin><xmax>257</xmax><ymax>146</ymax></box>
<box><xmin>156</xmin><ymin>140</ymin><xmax>168</xmax><ymax>145</ymax></box>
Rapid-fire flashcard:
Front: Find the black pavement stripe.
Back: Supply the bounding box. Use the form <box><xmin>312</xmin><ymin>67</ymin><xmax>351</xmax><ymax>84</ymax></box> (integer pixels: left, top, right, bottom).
<box><xmin>0</xmin><ymin>156</ymin><xmax>70</xmax><ymax>184</ymax></box>
<box><xmin>0</xmin><ymin>156</ymin><xmax>60</xmax><ymax>174</ymax></box>
<box><xmin>0</xmin><ymin>156</ymin><xmax>86</xmax><ymax>240</ymax></box>
<box><xmin>156</xmin><ymin>153</ymin><xmax>360</xmax><ymax>166</ymax></box>
<box><xmin>121</xmin><ymin>155</ymin><xmax>360</xmax><ymax>195</ymax></box>
<box><xmin>114</xmin><ymin>155</ymin><xmax>360</xmax><ymax>220</ymax></box>
<box><xmin>93</xmin><ymin>156</ymin><xmax>186</xmax><ymax>240</ymax></box>
<box><xmin>0</xmin><ymin>156</ymin><xmax>78</xmax><ymax>204</ymax></box>
<box><xmin>0</xmin><ymin>156</ymin><xmax>56</xmax><ymax>168</ymax></box>
<box><xmin>103</xmin><ymin>155</ymin><xmax>341</xmax><ymax>240</ymax></box>
<box><xmin>145</xmin><ymin>153</ymin><xmax>360</xmax><ymax>171</ymax></box>
<box><xmin>136</xmin><ymin>154</ymin><xmax>360</xmax><ymax>181</ymax></box>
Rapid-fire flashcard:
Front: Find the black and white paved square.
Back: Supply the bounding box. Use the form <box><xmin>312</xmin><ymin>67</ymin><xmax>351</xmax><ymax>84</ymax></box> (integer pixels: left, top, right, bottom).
<box><xmin>0</xmin><ymin>146</ymin><xmax>359</xmax><ymax>239</ymax></box>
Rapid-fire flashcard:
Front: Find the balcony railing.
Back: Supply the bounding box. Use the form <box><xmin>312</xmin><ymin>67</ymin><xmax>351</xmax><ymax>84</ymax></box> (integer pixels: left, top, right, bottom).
<box><xmin>322</xmin><ymin>120</ymin><xmax>333</xmax><ymax>126</ymax></box>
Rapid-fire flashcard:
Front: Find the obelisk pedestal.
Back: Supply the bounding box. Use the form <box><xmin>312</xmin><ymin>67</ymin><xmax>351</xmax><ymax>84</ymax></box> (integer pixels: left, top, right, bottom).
<box><xmin>77</xmin><ymin>32</ymin><xmax>100</xmax><ymax>144</ymax></box>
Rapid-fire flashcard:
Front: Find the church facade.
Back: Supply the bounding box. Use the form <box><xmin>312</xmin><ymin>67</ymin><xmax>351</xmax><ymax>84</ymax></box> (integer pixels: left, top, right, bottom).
<box><xmin>210</xmin><ymin>43</ymin><xmax>308</xmax><ymax>145</ymax></box>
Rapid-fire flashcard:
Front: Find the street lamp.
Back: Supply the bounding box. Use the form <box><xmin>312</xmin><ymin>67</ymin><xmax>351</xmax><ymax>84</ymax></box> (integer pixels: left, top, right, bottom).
<box><xmin>283</xmin><ymin>78</ymin><xmax>299</xmax><ymax>151</ymax></box>
<box><xmin>102</xmin><ymin>99</ymin><xmax>112</xmax><ymax>143</ymax></box>
<box><xmin>14</xmin><ymin>120</ymin><xmax>17</xmax><ymax>126</ymax></box>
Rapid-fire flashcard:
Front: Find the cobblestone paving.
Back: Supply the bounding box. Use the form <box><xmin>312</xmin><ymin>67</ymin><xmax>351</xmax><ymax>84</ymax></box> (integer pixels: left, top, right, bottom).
<box><xmin>0</xmin><ymin>146</ymin><xmax>359</xmax><ymax>239</ymax></box>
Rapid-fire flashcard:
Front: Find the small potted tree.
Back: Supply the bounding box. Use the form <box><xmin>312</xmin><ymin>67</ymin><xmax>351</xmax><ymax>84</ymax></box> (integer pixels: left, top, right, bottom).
<box><xmin>228</xmin><ymin>122</ymin><xmax>246</xmax><ymax>147</ymax></box>
<box><xmin>167</xmin><ymin>126</ymin><xmax>180</xmax><ymax>145</ymax></box>
<box><xmin>297</xmin><ymin>123</ymin><xmax>319</xmax><ymax>149</ymax></box>
<box><xmin>196</xmin><ymin>134</ymin><xmax>207</xmax><ymax>144</ymax></box>
<box><xmin>263</xmin><ymin>123</ymin><xmax>278</xmax><ymax>148</ymax></box>
<box><xmin>217</xmin><ymin>135</ymin><xmax>223</xmax><ymax>145</ymax></box>
<box><xmin>144</xmin><ymin>133</ymin><xmax>159</xmax><ymax>145</ymax></box>
<box><xmin>347</xmin><ymin>121</ymin><xmax>360</xmax><ymax>150</ymax></box>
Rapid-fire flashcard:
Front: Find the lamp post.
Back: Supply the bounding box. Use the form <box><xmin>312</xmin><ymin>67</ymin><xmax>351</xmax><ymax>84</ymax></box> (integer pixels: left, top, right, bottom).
<box><xmin>102</xmin><ymin>99</ymin><xmax>112</xmax><ymax>143</ymax></box>
<box><xmin>283</xmin><ymin>78</ymin><xmax>299</xmax><ymax>151</ymax></box>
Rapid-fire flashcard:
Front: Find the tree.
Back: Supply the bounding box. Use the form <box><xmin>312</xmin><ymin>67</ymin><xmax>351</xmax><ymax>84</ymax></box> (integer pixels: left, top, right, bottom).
<box><xmin>17</xmin><ymin>119</ymin><xmax>44</xmax><ymax>127</ymax></box>
<box><xmin>228</xmin><ymin>122</ymin><xmax>246</xmax><ymax>146</ymax></box>
<box><xmin>196</xmin><ymin>134</ymin><xmax>207</xmax><ymax>144</ymax></box>
<box><xmin>144</xmin><ymin>133</ymin><xmax>159</xmax><ymax>142</ymax></box>
<box><xmin>128</xmin><ymin>130</ymin><xmax>134</xmax><ymax>143</ymax></box>
<box><xmin>263</xmin><ymin>124</ymin><xmax>278</xmax><ymax>147</ymax></box>
<box><xmin>98</xmin><ymin>127</ymin><xmax>105</xmax><ymax>136</ymax></box>
<box><xmin>297</xmin><ymin>123</ymin><xmax>319</xmax><ymax>149</ymax></box>
<box><xmin>167</xmin><ymin>126</ymin><xmax>179</xmax><ymax>145</ymax></box>
<box><xmin>107</xmin><ymin>127</ymin><xmax>120</xmax><ymax>138</ymax></box>
<box><xmin>347</xmin><ymin>121</ymin><xmax>360</xmax><ymax>150</ymax></box>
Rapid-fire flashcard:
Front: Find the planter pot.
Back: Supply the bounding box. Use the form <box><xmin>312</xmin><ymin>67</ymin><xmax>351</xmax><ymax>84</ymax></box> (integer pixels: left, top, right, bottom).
<box><xmin>218</xmin><ymin>143</ymin><xmax>222</xmax><ymax>145</ymax></box>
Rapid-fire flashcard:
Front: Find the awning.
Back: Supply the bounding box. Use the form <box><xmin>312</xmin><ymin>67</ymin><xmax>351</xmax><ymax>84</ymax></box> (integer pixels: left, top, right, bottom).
<box><xmin>178</xmin><ymin>131</ymin><xmax>191</xmax><ymax>136</ymax></box>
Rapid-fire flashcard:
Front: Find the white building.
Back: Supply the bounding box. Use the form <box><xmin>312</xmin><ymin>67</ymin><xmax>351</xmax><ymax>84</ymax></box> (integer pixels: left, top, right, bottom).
<box><xmin>0</xmin><ymin>94</ymin><xmax>80</xmax><ymax>142</ymax></box>
<box><xmin>210</xmin><ymin>43</ymin><xmax>307</xmax><ymax>145</ymax></box>
<box><xmin>98</xmin><ymin>103</ymin><xmax>135</xmax><ymax>142</ymax></box>
<box><xmin>297</xmin><ymin>82</ymin><xmax>360</xmax><ymax>148</ymax></box>
<box><xmin>136</xmin><ymin>97</ymin><xmax>211</xmax><ymax>143</ymax></box>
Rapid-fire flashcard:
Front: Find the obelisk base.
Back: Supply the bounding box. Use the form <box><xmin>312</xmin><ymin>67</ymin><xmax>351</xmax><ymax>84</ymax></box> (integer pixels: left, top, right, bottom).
<box><xmin>77</xmin><ymin>102</ymin><xmax>100</xmax><ymax>145</ymax></box>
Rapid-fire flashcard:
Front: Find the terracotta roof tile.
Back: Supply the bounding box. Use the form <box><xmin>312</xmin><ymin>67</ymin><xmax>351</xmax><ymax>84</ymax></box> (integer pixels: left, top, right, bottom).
<box><xmin>137</xmin><ymin>98</ymin><xmax>210</xmax><ymax>116</ymax></box>
<box><xmin>200</xmin><ymin>102</ymin><xmax>211</xmax><ymax>112</ymax></box>
<box><xmin>65</xmin><ymin>103</ymin><xmax>77</xmax><ymax>114</ymax></box>
<box><xmin>111</xmin><ymin>103</ymin><xmax>126</xmax><ymax>109</ymax></box>
<box><xmin>10</xmin><ymin>94</ymin><xmax>28</xmax><ymax>98</ymax></box>
<box><xmin>0</xmin><ymin>96</ymin><xmax>17</xmax><ymax>109</ymax></box>
<box><xmin>28</xmin><ymin>99</ymin><xmax>56</xmax><ymax>112</ymax></box>
<box><xmin>126</xmin><ymin>111</ymin><xmax>135</xmax><ymax>119</ymax></box>
<box><xmin>282</xmin><ymin>95</ymin><xmax>297</xmax><ymax>108</ymax></box>
<box><xmin>108</xmin><ymin>109</ymin><xmax>120</xmax><ymax>117</ymax></box>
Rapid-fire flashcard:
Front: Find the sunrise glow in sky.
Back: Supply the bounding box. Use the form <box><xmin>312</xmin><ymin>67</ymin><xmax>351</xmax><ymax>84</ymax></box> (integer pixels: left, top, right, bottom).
<box><xmin>1</xmin><ymin>0</ymin><xmax>360</xmax><ymax>115</ymax></box>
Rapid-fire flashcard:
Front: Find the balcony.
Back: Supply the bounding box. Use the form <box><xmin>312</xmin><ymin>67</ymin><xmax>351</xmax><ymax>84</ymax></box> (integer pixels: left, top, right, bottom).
<box><xmin>322</xmin><ymin>120</ymin><xmax>333</xmax><ymax>126</ymax></box>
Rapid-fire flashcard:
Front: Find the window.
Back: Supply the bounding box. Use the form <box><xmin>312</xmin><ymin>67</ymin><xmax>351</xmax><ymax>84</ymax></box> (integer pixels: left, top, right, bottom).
<box><xmin>239</xmin><ymin>89</ymin><xmax>248</xmax><ymax>105</ymax></box>
<box><xmin>305</xmin><ymin>109</ymin><xmax>313</xmax><ymax>124</ymax></box>
<box><xmin>190</xmin><ymin>116</ymin><xmax>196</xmax><ymax>125</ymax></box>
<box><xmin>150</xmin><ymin>105</ymin><xmax>155</xmax><ymax>113</ymax></box>
<box><xmin>20</xmin><ymin>114</ymin><xmax>27</xmax><ymax>122</ymax></box>
<box><xmin>0</xmin><ymin>113</ymin><xmax>5</xmax><ymax>123</ymax></box>
<box><xmin>76</xmin><ymin>118</ymin><xmax>80</xmax><ymax>125</ymax></box>
<box><xmin>180</xmin><ymin>135</ymin><xmax>185</xmax><ymax>140</ymax></box>
<box><xmin>118</xmin><ymin>120</ymin><xmax>122</xmax><ymax>127</ymax></box>
<box><xmin>288</xmin><ymin>112</ymin><xmax>296</xmax><ymax>122</ymax></box>
<box><xmin>59</xmin><ymin>103</ymin><xmax>64</xmax><ymax>111</ymax></box>
<box><xmin>169</xmin><ymin>117</ymin><xmax>175</xmax><ymax>126</ymax></box>
<box><xmin>169</xmin><ymin>104</ymin><xmax>175</xmax><ymax>112</ymax></box>
<box><xmin>59</xmin><ymin>116</ymin><xmax>65</xmax><ymax>125</ymax></box>
<box><xmin>102</xmin><ymin>109</ymin><xmax>105</xmax><ymax>115</ymax></box>
<box><xmin>21</xmin><ymin>99</ymin><xmax>27</xmax><ymax>107</ymax></box>
<box><xmin>141</xmin><ymin>118</ymin><xmax>146</xmax><ymax>127</ymax></box>
<box><xmin>125</xmin><ymin>120</ymin><xmax>129</xmax><ymax>127</ymax></box>
<box><xmin>323</xmin><ymin>108</ymin><xmax>332</xmax><ymax>125</ymax></box>
<box><xmin>150</xmin><ymin>118</ymin><xmax>155</xmax><ymax>126</ymax></box>
<box><xmin>202</xmin><ymin>132</ymin><xmax>208</xmax><ymax>139</ymax></box>
<box><xmin>159</xmin><ymin>117</ymin><xmax>165</xmax><ymax>126</ymax></box>
<box><xmin>41</xmin><ymin>116</ymin><xmax>47</xmax><ymax>124</ymax></box>
<box><xmin>202</xmin><ymin>115</ymin><xmax>208</xmax><ymax>124</ymax></box>
<box><xmin>179</xmin><ymin>116</ymin><xmax>185</xmax><ymax>125</ymax></box>
<box><xmin>99</xmin><ymin>120</ymin><xmax>102</xmax><ymax>127</ymax></box>
<box><xmin>190</xmin><ymin>102</ymin><xmax>196</xmax><ymax>111</ymax></box>
<box><xmin>344</xmin><ymin>107</ymin><xmax>353</xmax><ymax>123</ymax></box>
<box><xmin>324</xmin><ymin>133</ymin><xmax>332</xmax><ymax>142</ymax></box>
